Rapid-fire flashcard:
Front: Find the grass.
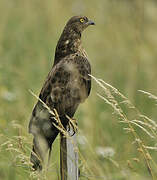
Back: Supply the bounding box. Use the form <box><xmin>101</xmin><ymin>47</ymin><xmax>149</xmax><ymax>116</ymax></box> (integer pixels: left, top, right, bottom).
<box><xmin>1</xmin><ymin>0</ymin><xmax>157</xmax><ymax>179</ymax></box>
<box><xmin>91</xmin><ymin>75</ymin><xmax>157</xmax><ymax>179</ymax></box>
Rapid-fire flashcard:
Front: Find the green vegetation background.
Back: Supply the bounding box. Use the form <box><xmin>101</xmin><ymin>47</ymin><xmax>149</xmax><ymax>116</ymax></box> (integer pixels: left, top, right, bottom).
<box><xmin>1</xmin><ymin>0</ymin><xmax>157</xmax><ymax>179</ymax></box>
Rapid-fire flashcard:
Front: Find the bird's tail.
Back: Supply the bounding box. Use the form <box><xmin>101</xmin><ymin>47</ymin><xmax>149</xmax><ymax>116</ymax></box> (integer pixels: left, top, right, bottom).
<box><xmin>30</xmin><ymin>145</ymin><xmax>42</xmax><ymax>171</ymax></box>
<box><xmin>30</xmin><ymin>131</ymin><xmax>59</xmax><ymax>171</ymax></box>
<box><xmin>30</xmin><ymin>144</ymin><xmax>52</xmax><ymax>171</ymax></box>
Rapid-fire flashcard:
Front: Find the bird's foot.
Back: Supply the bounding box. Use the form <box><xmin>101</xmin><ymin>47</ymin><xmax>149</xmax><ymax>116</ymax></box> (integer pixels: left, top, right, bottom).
<box><xmin>66</xmin><ymin>117</ymin><xmax>78</xmax><ymax>136</ymax></box>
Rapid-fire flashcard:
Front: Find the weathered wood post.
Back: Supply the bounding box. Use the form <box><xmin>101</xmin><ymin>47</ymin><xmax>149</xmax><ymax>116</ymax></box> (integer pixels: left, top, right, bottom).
<box><xmin>60</xmin><ymin>127</ymin><xmax>78</xmax><ymax>180</ymax></box>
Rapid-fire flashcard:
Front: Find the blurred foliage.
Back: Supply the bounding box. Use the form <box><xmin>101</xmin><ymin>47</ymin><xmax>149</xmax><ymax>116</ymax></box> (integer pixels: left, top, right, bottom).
<box><xmin>1</xmin><ymin>0</ymin><xmax>157</xmax><ymax>179</ymax></box>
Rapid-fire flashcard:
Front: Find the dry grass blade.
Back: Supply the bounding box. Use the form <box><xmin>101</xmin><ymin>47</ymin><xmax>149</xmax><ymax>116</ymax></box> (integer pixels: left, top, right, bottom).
<box><xmin>132</xmin><ymin>120</ymin><xmax>156</xmax><ymax>130</ymax></box>
<box><xmin>130</xmin><ymin>121</ymin><xmax>154</xmax><ymax>139</ymax></box>
<box><xmin>89</xmin><ymin>74</ymin><xmax>107</xmax><ymax>91</ymax></box>
<box><xmin>143</xmin><ymin>146</ymin><xmax>157</xmax><ymax>151</ymax></box>
<box><xmin>140</xmin><ymin>115</ymin><xmax>157</xmax><ymax>128</ymax></box>
<box><xmin>138</xmin><ymin>90</ymin><xmax>157</xmax><ymax>102</ymax></box>
<box><xmin>97</xmin><ymin>93</ymin><xmax>124</xmax><ymax>118</ymax></box>
<box><xmin>98</xmin><ymin>78</ymin><xmax>135</xmax><ymax>109</ymax></box>
<box><xmin>29</xmin><ymin>89</ymin><xmax>55</xmax><ymax>116</ymax></box>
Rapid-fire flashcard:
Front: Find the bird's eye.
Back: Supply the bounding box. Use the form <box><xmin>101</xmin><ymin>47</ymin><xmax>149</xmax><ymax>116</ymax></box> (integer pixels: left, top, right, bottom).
<box><xmin>80</xmin><ymin>18</ymin><xmax>84</xmax><ymax>23</ymax></box>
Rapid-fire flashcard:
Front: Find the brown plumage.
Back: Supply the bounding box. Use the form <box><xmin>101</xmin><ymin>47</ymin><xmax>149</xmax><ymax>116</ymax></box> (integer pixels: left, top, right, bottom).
<box><xmin>28</xmin><ymin>16</ymin><xmax>95</xmax><ymax>170</ymax></box>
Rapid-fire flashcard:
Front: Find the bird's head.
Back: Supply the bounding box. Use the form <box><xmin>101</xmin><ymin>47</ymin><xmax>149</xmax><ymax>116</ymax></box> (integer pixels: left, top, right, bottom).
<box><xmin>65</xmin><ymin>16</ymin><xmax>95</xmax><ymax>34</ymax></box>
<box><xmin>55</xmin><ymin>16</ymin><xmax>95</xmax><ymax>64</ymax></box>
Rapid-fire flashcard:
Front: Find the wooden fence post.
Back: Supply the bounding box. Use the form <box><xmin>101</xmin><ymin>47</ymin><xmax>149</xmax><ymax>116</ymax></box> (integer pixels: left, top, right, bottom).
<box><xmin>60</xmin><ymin>128</ymin><xmax>78</xmax><ymax>180</ymax></box>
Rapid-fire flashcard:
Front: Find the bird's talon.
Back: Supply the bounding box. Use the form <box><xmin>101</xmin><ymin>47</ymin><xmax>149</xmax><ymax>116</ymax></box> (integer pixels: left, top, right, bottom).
<box><xmin>67</xmin><ymin>118</ymin><xmax>78</xmax><ymax>136</ymax></box>
<box><xmin>67</xmin><ymin>124</ymin><xmax>70</xmax><ymax>132</ymax></box>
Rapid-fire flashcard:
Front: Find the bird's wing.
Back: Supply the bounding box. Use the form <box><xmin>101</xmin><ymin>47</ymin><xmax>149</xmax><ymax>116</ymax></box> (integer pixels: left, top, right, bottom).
<box><xmin>40</xmin><ymin>53</ymin><xmax>91</xmax><ymax>113</ymax></box>
<box><xmin>29</xmin><ymin>53</ymin><xmax>91</xmax><ymax>134</ymax></box>
<box><xmin>73</xmin><ymin>54</ymin><xmax>91</xmax><ymax>97</ymax></box>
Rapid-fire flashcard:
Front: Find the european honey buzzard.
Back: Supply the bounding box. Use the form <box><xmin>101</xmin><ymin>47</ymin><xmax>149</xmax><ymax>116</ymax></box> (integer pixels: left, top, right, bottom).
<box><xmin>28</xmin><ymin>16</ymin><xmax>95</xmax><ymax>170</ymax></box>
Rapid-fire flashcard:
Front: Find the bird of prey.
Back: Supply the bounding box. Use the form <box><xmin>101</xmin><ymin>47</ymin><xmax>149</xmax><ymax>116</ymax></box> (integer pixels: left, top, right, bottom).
<box><xmin>28</xmin><ymin>16</ymin><xmax>95</xmax><ymax>170</ymax></box>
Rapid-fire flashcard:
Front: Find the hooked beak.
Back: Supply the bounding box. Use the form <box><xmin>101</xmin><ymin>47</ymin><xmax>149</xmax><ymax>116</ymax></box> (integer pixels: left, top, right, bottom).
<box><xmin>87</xmin><ymin>20</ymin><xmax>95</xmax><ymax>26</ymax></box>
